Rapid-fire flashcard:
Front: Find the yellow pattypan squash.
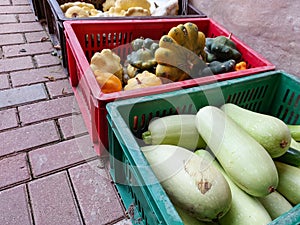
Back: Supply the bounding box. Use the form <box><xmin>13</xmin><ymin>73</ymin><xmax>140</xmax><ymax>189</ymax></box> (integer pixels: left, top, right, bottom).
<box><xmin>124</xmin><ymin>71</ymin><xmax>162</xmax><ymax>91</ymax></box>
<box><xmin>155</xmin><ymin>22</ymin><xmax>207</xmax><ymax>82</ymax></box>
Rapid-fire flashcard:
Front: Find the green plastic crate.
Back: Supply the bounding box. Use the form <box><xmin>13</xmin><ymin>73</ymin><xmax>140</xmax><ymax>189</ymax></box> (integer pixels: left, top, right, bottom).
<box><xmin>106</xmin><ymin>70</ymin><xmax>300</xmax><ymax>225</ymax></box>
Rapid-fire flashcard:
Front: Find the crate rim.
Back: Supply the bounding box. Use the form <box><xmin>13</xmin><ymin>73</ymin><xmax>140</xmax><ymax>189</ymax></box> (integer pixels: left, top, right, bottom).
<box><xmin>64</xmin><ymin>17</ymin><xmax>276</xmax><ymax>103</ymax></box>
<box><xmin>106</xmin><ymin>70</ymin><xmax>297</xmax><ymax>117</ymax></box>
<box><xmin>46</xmin><ymin>0</ymin><xmax>207</xmax><ymax>22</ymax></box>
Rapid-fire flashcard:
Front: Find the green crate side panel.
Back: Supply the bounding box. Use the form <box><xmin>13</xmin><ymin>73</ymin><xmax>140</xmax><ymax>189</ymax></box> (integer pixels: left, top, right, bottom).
<box><xmin>271</xmin><ymin>74</ymin><xmax>300</xmax><ymax>125</ymax></box>
<box><xmin>107</xmin><ymin>117</ymin><xmax>183</xmax><ymax>225</ymax></box>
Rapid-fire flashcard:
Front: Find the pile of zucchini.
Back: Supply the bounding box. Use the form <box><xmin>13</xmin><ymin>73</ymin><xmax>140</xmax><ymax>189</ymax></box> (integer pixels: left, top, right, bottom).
<box><xmin>140</xmin><ymin>103</ymin><xmax>300</xmax><ymax>225</ymax></box>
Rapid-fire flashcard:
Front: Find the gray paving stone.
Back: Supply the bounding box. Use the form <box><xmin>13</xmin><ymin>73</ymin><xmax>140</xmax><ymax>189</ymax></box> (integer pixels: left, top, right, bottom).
<box><xmin>0</xmin><ymin>121</ymin><xmax>59</xmax><ymax>157</ymax></box>
<box><xmin>0</xmin><ymin>74</ymin><xmax>10</xmax><ymax>90</ymax></box>
<box><xmin>2</xmin><ymin>42</ymin><xmax>54</xmax><ymax>58</ymax></box>
<box><xmin>0</xmin><ymin>56</ymin><xmax>34</xmax><ymax>73</ymax></box>
<box><xmin>0</xmin><ymin>5</ymin><xmax>32</xmax><ymax>14</ymax></box>
<box><xmin>25</xmin><ymin>31</ymin><xmax>50</xmax><ymax>43</ymax></box>
<box><xmin>10</xmin><ymin>65</ymin><xmax>67</xmax><ymax>87</ymax></box>
<box><xmin>69</xmin><ymin>160</ymin><xmax>125</xmax><ymax>225</ymax></box>
<box><xmin>0</xmin><ymin>14</ymin><xmax>18</xmax><ymax>24</ymax></box>
<box><xmin>58</xmin><ymin>114</ymin><xmax>88</xmax><ymax>139</ymax></box>
<box><xmin>34</xmin><ymin>53</ymin><xmax>61</xmax><ymax>68</ymax></box>
<box><xmin>113</xmin><ymin>219</ymin><xmax>133</xmax><ymax>225</ymax></box>
<box><xmin>29</xmin><ymin>135</ymin><xmax>96</xmax><ymax>177</ymax></box>
<box><xmin>28</xmin><ymin>171</ymin><xmax>82</xmax><ymax>225</ymax></box>
<box><xmin>0</xmin><ymin>108</ymin><xmax>18</xmax><ymax>131</ymax></box>
<box><xmin>46</xmin><ymin>78</ymin><xmax>73</xmax><ymax>98</ymax></box>
<box><xmin>0</xmin><ymin>22</ymin><xmax>43</xmax><ymax>34</ymax></box>
<box><xmin>12</xmin><ymin>0</ymin><xmax>29</xmax><ymax>5</ymax></box>
<box><xmin>0</xmin><ymin>0</ymin><xmax>11</xmax><ymax>6</ymax></box>
<box><xmin>0</xmin><ymin>33</ymin><xmax>24</xmax><ymax>46</ymax></box>
<box><xmin>18</xmin><ymin>13</ymin><xmax>37</xmax><ymax>22</ymax></box>
<box><xmin>0</xmin><ymin>153</ymin><xmax>30</xmax><ymax>189</ymax></box>
<box><xmin>0</xmin><ymin>184</ymin><xmax>33</xmax><ymax>225</ymax></box>
<box><xmin>19</xmin><ymin>95</ymin><xmax>80</xmax><ymax>125</ymax></box>
<box><xmin>0</xmin><ymin>83</ymin><xmax>47</xmax><ymax>108</ymax></box>
<box><xmin>13</xmin><ymin>0</ymin><xmax>30</xmax><ymax>5</ymax></box>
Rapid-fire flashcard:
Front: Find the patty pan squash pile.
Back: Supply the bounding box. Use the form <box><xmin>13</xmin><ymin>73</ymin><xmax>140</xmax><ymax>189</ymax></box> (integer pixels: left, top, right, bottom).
<box><xmin>88</xmin><ymin>22</ymin><xmax>244</xmax><ymax>93</ymax></box>
<box><xmin>60</xmin><ymin>0</ymin><xmax>180</xmax><ymax>18</ymax></box>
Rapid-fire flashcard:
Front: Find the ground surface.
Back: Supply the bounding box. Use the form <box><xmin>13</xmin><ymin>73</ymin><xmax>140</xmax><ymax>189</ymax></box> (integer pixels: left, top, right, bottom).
<box><xmin>192</xmin><ymin>0</ymin><xmax>300</xmax><ymax>76</ymax></box>
<box><xmin>0</xmin><ymin>0</ymin><xmax>299</xmax><ymax>225</ymax></box>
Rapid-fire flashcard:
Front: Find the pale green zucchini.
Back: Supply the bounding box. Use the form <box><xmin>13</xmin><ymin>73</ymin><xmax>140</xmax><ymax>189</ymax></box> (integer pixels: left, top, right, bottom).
<box><xmin>174</xmin><ymin>205</ymin><xmax>210</xmax><ymax>225</ymax></box>
<box><xmin>275</xmin><ymin>138</ymin><xmax>300</xmax><ymax>167</ymax></box>
<box><xmin>291</xmin><ymin>137</ymin><xmax>300</xmax><ymax>150</ymax></box>
<box><xmin>141</xmin><ymin>144</ymin><xmax>232</xmax><ymax>222</ymax></box>
<box><xmin>195</xmin><ymin>105</ymin><xmax>278</xmax><ymax>197</ymax></box>
<box><xmin>221</xmin><ymin>103</ymin><xmax>291</xmax><ymax>158</ymax></box>
<box><xmin>287</xmin><ymin>124</ymin><xmax>300</xmax><ymax>141</ymax></box>
<box><xmin>258</xmin><ymin>191</ymin><xmax>293</xmax><ymax>220</ymax></box>
<box><xmin>142</xmin><ymin>114</ymin><xmax>206</xmax><ymax>150</ymax></box>
<box><xmin>195</xmin><ymin>150</ymin><xmax>272</xmax><ymax>225</ymax></box>
<box><xmin>275</xmin><ymin>161</ymin><xmax>300</xmax><ymax>205</ymax></box>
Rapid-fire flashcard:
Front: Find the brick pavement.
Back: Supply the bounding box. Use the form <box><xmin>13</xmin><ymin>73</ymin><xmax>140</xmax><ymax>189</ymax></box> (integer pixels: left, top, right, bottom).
<box><xmin>0</xmin><ymin>0</ymin><xmax>131</xmax><ymax>224</ymax></box>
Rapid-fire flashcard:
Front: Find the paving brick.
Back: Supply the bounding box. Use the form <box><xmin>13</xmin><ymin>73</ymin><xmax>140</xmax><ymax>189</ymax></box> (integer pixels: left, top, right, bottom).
<box><xmin>10</xmin><ymin>65</ymin><xmax>67</xmax><ymax>87</ymax></box>
<box><xmin>0</xmin><ymin>74</ymin><xmax>9</xmax><ymax>90</ymax></box>
<box><xmin>58</xmin><ymin>114</ymin><xmax>88</xmax><ymax>139</ymax></box>
<box><xmin>113</xmin><ymin>219</ymin><xmax>133</xmax><ymax>225</ymax></box>
<box><xmin>28</xmin><ymin>171</ymin><xmax>82</xmax><ymax>225</ymax></box>
<box><xmin>46</xmin><ymin>78</ymin><xmax>73</xmax><ymax>98</ymax></box>
<box><xmin>0</xmin><ymin>14</ymin><xmax>18</xmax><ymax>24</ymax></box>
<box><xmin>0</xmin><ymin>5</ymin><xmax>32</xmax><ymax>14</ymax></box>
<box><xmin>0</xmin><ymin>153</ymin><xmax>30</xmax><ymax>189</ymax></box>
<box><xmin>0</xmin><ymin>33</ymin><xmax>24</xmax><ymax>46</ymax></box>
<box><xmin>34</xmin><ymin>53</ymin><xmax>61</xmax><ymax>68</ymax></box>
<box><xmin>0</xmin><ymin>108</ymin><xmax>18</xmax><ymax>131</ymax></box>
<box><xmin>3</xmin><ymin>42</ymin><xmax>54</xmax><ymax>58</ymax></box>
<box><xmin>19</xmin><ymin>13</ymin><xmax>36</xmax><ymax>22</ymax></box>
<box><xmin>0</xmin><ymin>22</ymin><xmax>43</xmax><ymax>34</ymax></box>
<box><xmin>0</xmin><ymin>0</ymin><xmax>10</xmax><ymax>6</ymax></box>
<box><xmin>0</xmin><ymin>83</ymin><xmax>47</xmax><ymax>108</ymax></box>
<box><xmin>29</xmin><ymin>135</ymin><xmax>96</xmax><ymax>177</ymax></box>
<box><xmin>13</xmin><ymin>0</ymin><xmax>30</xmax><ymax>5</ymax></box>
<box><xmin>25</xmin><ymin>31</ymin><xmax>50</xmax><ymax>43</ymax></box>
<box><xmin>0</xmin><ymin>121</ymin><xmax>59</xmax><ymax>157</ymax></box>
<box><xmin>19</xmin><ymin>96</ymin><xmax>80</xmax><ymax>125</ymax></box>
<box><xmin>0</xmin><ymin>185</ymin><xmax>32</xmax><ymax>225</ymax></box>
<box><xmin>69</xmin><ymin>160</ymin><xmax>125</xmax><ymax>225</ymax></box>
<box><xmin>0</xmin><ymin>56</ymin><xmax>34</xmax><ymax>73</ymax></box>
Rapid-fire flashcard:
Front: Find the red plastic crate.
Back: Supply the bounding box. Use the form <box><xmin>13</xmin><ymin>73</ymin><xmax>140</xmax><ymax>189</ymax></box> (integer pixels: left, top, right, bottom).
<box><xmin>64</xmin><ymin>18</ymin><xmax>275</xmax><ymax>157</ymax></box>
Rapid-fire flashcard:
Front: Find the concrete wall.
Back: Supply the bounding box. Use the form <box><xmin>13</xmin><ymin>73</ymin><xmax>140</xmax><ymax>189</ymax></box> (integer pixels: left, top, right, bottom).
<box><xmin>191</xmin><ymin>0</ymin><xmax>300</xmax><ymax>76</ymax></box>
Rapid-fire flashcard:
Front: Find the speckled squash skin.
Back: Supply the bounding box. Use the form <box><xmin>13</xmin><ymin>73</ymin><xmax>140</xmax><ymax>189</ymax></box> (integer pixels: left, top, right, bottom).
<box><xmin>141</xmin><ymin>145</ymin><xmax>232</xmax><ymax>222</ymax></box>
